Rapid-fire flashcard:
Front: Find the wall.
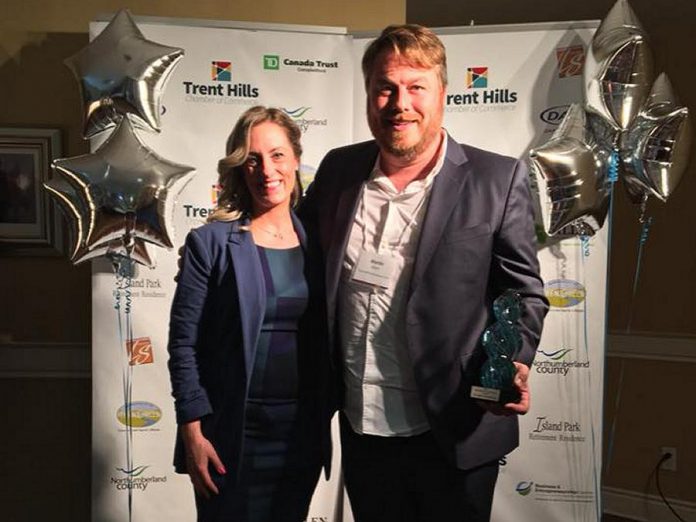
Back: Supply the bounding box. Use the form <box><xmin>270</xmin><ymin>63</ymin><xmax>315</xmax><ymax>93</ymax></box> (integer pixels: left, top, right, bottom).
<box><xmin>405</xmin><ymin>0</ymin><xmax>696</xmax><ymax>516</ymax></box>
<box><xmin>0</xmin><ymin>2</ymin><xmax>404</xmax><ymax>521</ymax></box>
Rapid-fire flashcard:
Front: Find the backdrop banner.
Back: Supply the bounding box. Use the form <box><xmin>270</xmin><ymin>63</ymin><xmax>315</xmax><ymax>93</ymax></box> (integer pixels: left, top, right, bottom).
<box><xmin>92</xmin><ymin>18</ymin><xmax>605</xmax><ymax>522</ymax></box>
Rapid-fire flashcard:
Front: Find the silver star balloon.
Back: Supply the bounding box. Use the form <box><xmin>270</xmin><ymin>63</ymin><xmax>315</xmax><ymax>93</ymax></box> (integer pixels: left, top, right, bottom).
<box><xmin>52</xmin><ymin>118</ymin><xmax>196</xmax><ymax>250</ymax></box>
<box><xmin>44</xmin><ymin>176</ymin><xmax>155</xmax><ymax>267</ymax></box>
<box><xmin>65</xmin><ymin>9</ymin><xmax>184</xmax><ymax>138</ymax></box>
<box><xmin>584</xmin><ymin>0</ymin><xmax>654</xmax><ymax>132</ymax></box>
<box><xmin>529</xmin><ymin>104</ymin><xmax>612</xmax><ymax>236</ymax></box>
<box><xmin>621</xmin><ymin>72</ymin><xmax>692</xmax><ymax>203</ymax></box>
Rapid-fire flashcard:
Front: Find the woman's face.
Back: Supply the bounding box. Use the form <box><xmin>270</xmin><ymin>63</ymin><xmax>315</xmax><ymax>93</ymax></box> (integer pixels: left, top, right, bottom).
<box><xmin>243</xmin><ymin>121</ymin><xmax>299</xmax><ymax>214</ymax></box>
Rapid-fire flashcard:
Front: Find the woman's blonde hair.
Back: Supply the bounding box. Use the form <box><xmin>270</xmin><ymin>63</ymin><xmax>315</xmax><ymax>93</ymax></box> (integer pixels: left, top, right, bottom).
<box><xmin>208</xmin><ymin>106</ymin><xmax>303</xmax><ymax>222</ymax></box>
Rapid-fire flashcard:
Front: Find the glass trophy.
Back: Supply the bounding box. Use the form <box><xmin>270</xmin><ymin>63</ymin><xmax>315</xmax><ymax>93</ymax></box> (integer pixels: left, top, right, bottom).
<box><xmin>470</xmin><ymin>290</ymin><xmax>522</xmax><ymax>403</ymax></box>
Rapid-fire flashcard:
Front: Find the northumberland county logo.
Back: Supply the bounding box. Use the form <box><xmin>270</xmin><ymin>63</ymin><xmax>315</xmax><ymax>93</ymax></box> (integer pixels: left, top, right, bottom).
<box><xmin>281</xmin><ymin>107</ymin><xmax>328</xmax><ymax>133</ymax></box>
<box><xmin>534</xmin><ymin>348</ymin><xmax>589</xmax><ymax>376</ymax></box>
<box><xmin>126</xmin><ymin>336</ymin><xmax>154</xmax><ymax>365</ymax></box>
<box><xmin>263</xmin><ymin>55</ymin><xmax>280</xmax><ymax>70</ymax></box>
<box><xmin>116</xmin><ymin>401</ymin><xmax>162</xmax><ymax>428</ymax></box>
<box><xmin>466</xmin><ymin>67</ymin><xmax>488</xmax><ymax>88</ymax></box>
<box><xmin>211</xmin><ymin>61</ymin><xmax>231</xmax><ymax>81</ymax></box>
<box><xmin>544</xmin><ymin>279</ymin><xmax>586</xmax><ymax>308</ymax></box>
<box><xmin>555</xmin><ymin>45</ymin><xmax>585</xmax><ymax>77</ymax></box>
<box><xmin>516</xmin><ymin>481</ymin><xmax>534</xmax><ymax>496</ymax></box>
<box><xmin>111</xmin><ymin>465</ymin><xmax>167</xmax><ymax>491</ymax></box>
<box><xmin>447</xmin><ymin>66</ymin><xmax>518</xmax><ymax>111</ymax></box>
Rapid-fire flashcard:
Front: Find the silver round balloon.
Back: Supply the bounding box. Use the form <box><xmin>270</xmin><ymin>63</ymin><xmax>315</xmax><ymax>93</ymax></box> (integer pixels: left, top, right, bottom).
<box><xmin>52</xmin><ymin>118</ymin><xmax>196</xmax><ymax>250</ymax></box>
<box><xmin>584</xmin><ymin>0</ymin><xmax>654</xmax><ymax>132</ymax></box>
<box><xmin>621</xmin><ymin>72</ymin><xmax>692</xmax><ymax>203</ymax></box>
<box><xmin>529</xmin><ymin>104</ymin><xmax>612</xmax><ymax>236</ymax></box>
<box><xmin>65</xmin><ymin>9</ymin><xmax>184</xmax><ymax>139</ymax></box>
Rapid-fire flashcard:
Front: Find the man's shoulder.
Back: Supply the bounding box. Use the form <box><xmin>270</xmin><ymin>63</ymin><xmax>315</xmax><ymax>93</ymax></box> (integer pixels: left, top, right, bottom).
<box><xmin>323</xmin><ymin>139</ymin><xmax>379</xmax><ymax>162</ymax></box>
<box><xmin>451</xmin><ymin>139</ymin><xmax>520</xmax><ymax>170</ymax></box>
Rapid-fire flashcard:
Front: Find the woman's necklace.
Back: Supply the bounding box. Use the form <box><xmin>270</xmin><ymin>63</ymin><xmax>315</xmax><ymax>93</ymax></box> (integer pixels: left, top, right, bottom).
<box><xmin>252</xmin><ymin>221</ymin><xmax>293</xmax><ymax>240</ymax></box>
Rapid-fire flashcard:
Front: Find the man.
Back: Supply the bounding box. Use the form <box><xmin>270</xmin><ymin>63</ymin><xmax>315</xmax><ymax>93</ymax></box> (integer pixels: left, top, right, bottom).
<box><xmin>300</xmin><ymin>24</ymin><xmax>548</xmax><ymax>521</ymax></box>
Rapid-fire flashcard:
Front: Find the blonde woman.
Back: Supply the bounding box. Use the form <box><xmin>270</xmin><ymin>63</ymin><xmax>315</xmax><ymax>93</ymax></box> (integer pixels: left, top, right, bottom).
<box><xmin>168</xmin><ymin>106</ymin><xmax>332</xmax><ymax>522</ymax></box>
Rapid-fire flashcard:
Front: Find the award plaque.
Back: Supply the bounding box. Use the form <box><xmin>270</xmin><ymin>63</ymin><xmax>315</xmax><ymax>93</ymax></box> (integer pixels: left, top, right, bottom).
<box><xmin>470</xmin><ymin>290</ymin><xmax>523</xmax><ymax>403</ymax></box>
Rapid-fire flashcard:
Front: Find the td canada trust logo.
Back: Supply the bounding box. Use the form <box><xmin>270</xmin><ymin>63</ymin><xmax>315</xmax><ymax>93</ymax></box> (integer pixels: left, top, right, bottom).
<box><xmin>263</xmin><ymin>54</ymin><xmax>339</xmax><ymax>73</ymax></box>
<box><xmin>182</xmin><ymin>60</ymin><xmax>260</xmax><ymax>106</ymax></box>
<box><xmin>446</xmin><ymin>66</ymin><xmax>519</xmax><ymax>114</ymax></box>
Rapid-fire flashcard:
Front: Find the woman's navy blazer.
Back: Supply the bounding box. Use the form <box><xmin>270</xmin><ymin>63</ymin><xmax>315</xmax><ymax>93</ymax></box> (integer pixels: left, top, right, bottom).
<box><xmin>167</xmin><ymin>214</ymin><xmax>333</xmax><ymax>482</ymax></box>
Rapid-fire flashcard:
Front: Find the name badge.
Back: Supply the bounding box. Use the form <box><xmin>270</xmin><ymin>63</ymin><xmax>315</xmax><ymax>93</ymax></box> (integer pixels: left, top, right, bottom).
<box><xmin>351</xmin><ymin>251</ymin><xmax>395</xmax><ymax>288</ymax></box>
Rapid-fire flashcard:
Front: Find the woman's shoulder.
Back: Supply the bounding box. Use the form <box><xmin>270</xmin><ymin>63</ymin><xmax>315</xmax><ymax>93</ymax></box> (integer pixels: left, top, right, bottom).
<box><xmin>187</xmin><ymin>218</ymin><xmax>246</xmax><ymax>245</ymax></box>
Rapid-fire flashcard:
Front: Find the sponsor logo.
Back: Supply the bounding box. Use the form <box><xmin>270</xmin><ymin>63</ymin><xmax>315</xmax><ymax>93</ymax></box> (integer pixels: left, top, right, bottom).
<box><xmin>466</xmin><ymin>67</ymin><xmax>488</xmax><ymax>88</ymax></box>
<box><xmin>282</xmin><ymin>107</ymin><xmax>328</xmax><ymax>133</ymax></box>
<box><xmin>211</xmin><ymin>184</ymin><xmax>221</xmax><ymax>206</ymax></box>
<box><xmin>516</xmin><ymin>480</ymin><xmax>594</xmax><ymax>503</ymax></box>
<box><xmin>534</xmin><ymin>348</ymin><xmax>590</xmax><ymax>376</ymax></box>
<box><xmin>111</xmin><ymin>465</ymin><xmax>167</xmax><ymax>491</ymax></box>
<box><xmin>516</xmin><ymin>481</ymin><xmax>534</xmax><ymax>496</ymax></box>
<box><xmin>181</xmin><ymin>60</ymin><xmax>260</xmax><ymax>105</ymax></box>
<box><xmin>262</xmin><ymin>54</ymin><xmax>340</xmax><ymax>73</ymax></box>
<box><xmin>183</xmin><ymin>184</ymin><xmax>221</xmax><ymax>222</ymax></box>
<box><xmin>446</xmin><ymin>66</ymin><xmax>519</xmax><ymax>113</ymax></box>
<box><xmin>556</xmin><ymin>45</ymin><xmax>585</xmax><ymax>77</ymax></box>
<box><xmin>117</xmin><ymin>401</ymin><xmax>162</xmax><ymax>428</ymax></box>
<box><xmin>544</xmin><ymin>279</ymin><xmax>586</xmax><ymax>308</ymax></box>
<box><xmin>126</xmin><ymin>337</ymin><xmax>154</xmax><ymax>366</ymax></box>
<box><xmin>211</xmin><ymin>60</ymin><xmax>231</xmax><ymax>82</ymax></box>
<box><xmin>263</xmin><ymin>54</ymin><xmax>280</xmax><ymax>70</ymax></box>
<box><xmin>126</xmin><ymin>277</ymin><xmax>166</xmax><ymax>298</ymax></box>
<box><xmin>540</xmin><ymin>105</ymin><xmax>569</xmax><ymax>125</ymax></box>
<box><xmin>529</xmin><ymin>416</ymin><xmax>585</xmax><ymax>442</ymax></box>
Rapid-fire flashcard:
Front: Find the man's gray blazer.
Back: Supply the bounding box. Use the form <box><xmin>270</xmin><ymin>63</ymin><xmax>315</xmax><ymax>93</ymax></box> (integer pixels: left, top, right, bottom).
<box><xmin>299</xmin><ymin>134</ymin><xmax>548</xmax><ymax>470</ymax></box>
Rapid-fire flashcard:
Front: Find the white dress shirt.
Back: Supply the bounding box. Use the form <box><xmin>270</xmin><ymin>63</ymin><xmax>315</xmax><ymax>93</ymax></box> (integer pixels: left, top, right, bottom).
<box><xmin>338</xmin><ymin>135</ymin><xmax>447</xmax><ymax>436</ymax></box>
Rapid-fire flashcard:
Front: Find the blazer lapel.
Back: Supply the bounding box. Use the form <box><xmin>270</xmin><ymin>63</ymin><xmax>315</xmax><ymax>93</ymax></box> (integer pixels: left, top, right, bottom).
<box><xmin>325</xmin><ymin>145</ymin><xmax>379</xmax><ymax>326</ymax></box>
<box><xmin>410</xmin><ymin>135</ymin><xmax>471</xmax><ymax>293</ymax></box>
<box><xmin>227</xmin><ymin>219</ymin><xmax>266</xmax><ymax>384</ymax></box>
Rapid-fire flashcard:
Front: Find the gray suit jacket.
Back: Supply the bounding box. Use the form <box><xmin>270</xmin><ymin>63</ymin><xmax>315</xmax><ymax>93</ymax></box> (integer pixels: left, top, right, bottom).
<box><xmin>299</xmin><ymin>134</ymin><xmax>548</xmax><ymax>470</ymax></box>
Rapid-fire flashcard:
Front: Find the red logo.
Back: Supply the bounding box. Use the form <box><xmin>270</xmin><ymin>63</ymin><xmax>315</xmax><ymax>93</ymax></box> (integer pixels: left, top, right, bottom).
<box><xmin>126</xmin><ymin>337</ymin><xmax>154</xmax><ymax>366</ymax></box>
<box><xmin>555</xmin><ymin>46</ymin><xmax>585</xmax><ymax>78</ymax></box>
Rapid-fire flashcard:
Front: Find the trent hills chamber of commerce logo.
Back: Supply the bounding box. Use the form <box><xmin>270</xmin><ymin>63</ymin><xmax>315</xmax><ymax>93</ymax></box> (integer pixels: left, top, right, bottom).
<box><xmin>446</xmin><ymin>65</ymin><xmax>518</xmax><ymax>110</ymax></box>
<box><xmin>555</xmin><ymin>45</ymin><xmax>585</xmax><ymax>77</ymax></box>
<box><xmin>211</xmin><ymin>60</ymin><xmax>232</xmax><ymax>81</ymax></box>
<box><xmin>466</xmin><ymin>67</ymin><xmax>488</xmax><ymax>88</ymax></box>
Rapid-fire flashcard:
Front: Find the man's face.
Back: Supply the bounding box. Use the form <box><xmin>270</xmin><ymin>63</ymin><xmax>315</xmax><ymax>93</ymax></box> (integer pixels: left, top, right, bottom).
<box><xmin>366</xmin><ymin>51</ymin><xmax>445</xmax><ymax>162</ymax></box>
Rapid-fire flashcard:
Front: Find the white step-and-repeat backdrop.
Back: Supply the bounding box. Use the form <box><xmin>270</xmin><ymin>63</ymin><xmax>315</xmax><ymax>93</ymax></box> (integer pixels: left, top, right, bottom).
<box><xmin>92</xmin><ymin>18</ymin><xmax>604</xmax><ymax>522</ymax></box>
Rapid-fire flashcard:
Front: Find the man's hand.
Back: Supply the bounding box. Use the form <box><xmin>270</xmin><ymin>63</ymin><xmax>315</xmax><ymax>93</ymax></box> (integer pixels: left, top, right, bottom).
<box><xmin>477</xmin><ymin>362</ymin><xmax>531</xmax><ymax>416</ymax></box>
<box><xmin>181</xmin><ymin>420</ymin><xmax>226</xmax><ymax>498</ymax></box>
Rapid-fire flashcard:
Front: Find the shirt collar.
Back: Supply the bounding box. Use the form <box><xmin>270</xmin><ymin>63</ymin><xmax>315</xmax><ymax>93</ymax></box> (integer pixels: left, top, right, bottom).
<box><xmin>368</xmin><ymin>129</ymin><xmax>448</xmax><ymax>194</ymax></box>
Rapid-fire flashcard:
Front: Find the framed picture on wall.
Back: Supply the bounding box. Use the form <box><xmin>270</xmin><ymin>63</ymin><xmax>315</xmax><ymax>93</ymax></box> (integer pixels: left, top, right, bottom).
<box><xmin>0</xmin><ymin>127</ymin><xmax>64</xmax><ymax>255</ymax></box>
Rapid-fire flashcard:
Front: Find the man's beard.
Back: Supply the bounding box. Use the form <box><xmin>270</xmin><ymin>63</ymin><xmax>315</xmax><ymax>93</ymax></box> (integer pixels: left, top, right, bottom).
<box><xmin>369</xmin><ymin>111</ymin><xmax>442</xmax><ymax>162</ymax></box>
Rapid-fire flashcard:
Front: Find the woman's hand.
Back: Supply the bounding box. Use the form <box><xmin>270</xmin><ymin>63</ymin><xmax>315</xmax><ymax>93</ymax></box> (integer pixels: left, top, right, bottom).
<box><xmin>181</xmin><ymin>420</ymin><xmax>226</xmax><ymax>498</ymax></box>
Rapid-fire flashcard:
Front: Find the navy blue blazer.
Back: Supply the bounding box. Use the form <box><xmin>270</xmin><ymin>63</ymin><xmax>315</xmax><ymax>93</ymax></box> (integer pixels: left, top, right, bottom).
<box><xmin>299</xmin><ymin>135</ymin><xmax>549</xmax><ymax>470</ymax></box>
<box><xmin>167</xmin><ymin>213</ymin><xmax>332</xmax><ymax>481</ymax></box>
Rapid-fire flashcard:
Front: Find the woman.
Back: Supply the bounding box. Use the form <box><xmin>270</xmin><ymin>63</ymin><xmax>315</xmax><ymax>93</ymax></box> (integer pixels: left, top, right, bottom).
<box><xmin>167</xmin><ymin>106</ymin><xmax>332</xmax><ymax>522</ymax></box>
